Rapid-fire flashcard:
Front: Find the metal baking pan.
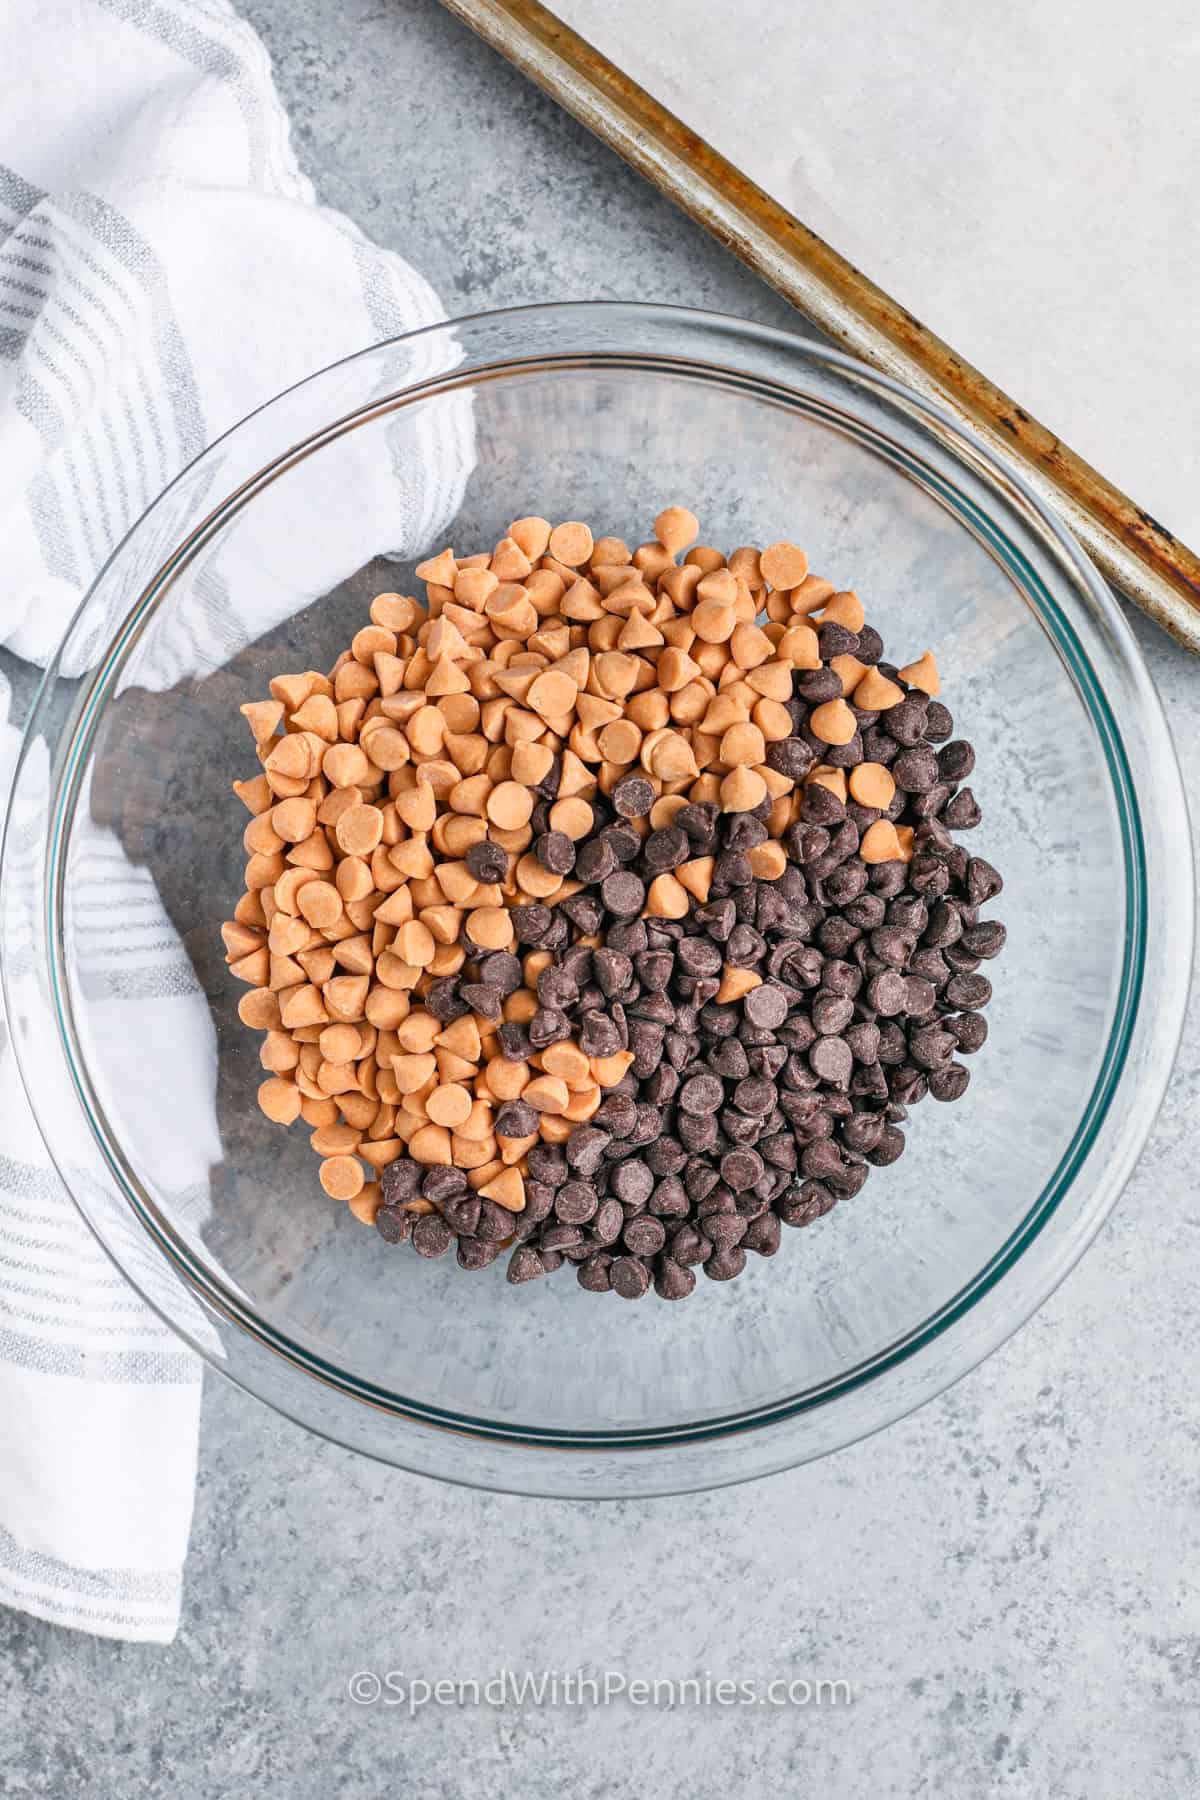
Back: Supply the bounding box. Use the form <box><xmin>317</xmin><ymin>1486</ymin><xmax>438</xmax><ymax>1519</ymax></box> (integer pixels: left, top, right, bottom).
<box><xmin>439</xmin><ymin>0</ymin><xmax>1200</xmax><ymax>652</ymax></box>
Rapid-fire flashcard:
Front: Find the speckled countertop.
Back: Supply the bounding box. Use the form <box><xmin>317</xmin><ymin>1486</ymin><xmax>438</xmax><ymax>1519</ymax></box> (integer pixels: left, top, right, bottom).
<box><xmin>4</xmin><ymin>3</ymin><xmax>1199</xmax><ymax>1794</ymax></box>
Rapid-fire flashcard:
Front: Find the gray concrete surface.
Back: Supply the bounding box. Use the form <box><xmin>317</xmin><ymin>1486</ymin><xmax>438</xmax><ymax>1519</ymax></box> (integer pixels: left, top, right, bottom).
<box><xmin>3</xmin><ymin>1</ymin><xmax>1199</xmax><ymax>1794</ymax></box>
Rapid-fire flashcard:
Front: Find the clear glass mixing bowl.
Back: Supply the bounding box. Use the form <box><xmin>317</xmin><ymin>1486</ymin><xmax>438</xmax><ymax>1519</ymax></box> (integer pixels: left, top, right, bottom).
<box><xmin>2</xmin><ymin>303</ymin><xmax>1190</xmax><ymax>1495</ymax></box>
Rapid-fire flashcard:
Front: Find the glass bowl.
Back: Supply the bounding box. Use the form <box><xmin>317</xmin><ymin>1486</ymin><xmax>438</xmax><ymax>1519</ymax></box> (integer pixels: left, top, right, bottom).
<box><xmin>2</xmin><ymin>303</ymin><xmax>1190</xmax><ymax>1496</ymax></box>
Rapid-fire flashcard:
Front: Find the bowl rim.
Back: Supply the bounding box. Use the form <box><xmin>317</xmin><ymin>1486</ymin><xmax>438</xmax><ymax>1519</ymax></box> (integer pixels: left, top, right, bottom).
<box><xmin>3</xmin><ymin>299</ymin><xmax>1191</xmax><ymax>1478</ymax></box>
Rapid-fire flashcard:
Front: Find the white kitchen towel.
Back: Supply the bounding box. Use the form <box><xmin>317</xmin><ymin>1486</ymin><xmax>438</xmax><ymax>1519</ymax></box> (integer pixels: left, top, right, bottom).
<box><xmin>0</xmin><ymin>0</ymin><xmax>469</xmax><ymax>1641</ymax></box>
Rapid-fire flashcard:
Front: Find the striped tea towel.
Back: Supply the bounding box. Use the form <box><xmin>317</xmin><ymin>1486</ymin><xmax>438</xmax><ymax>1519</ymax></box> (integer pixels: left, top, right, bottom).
<box><xmin>0</xmin><ymin>0</ymin><xmax>468</xmax><ymax>1640</ymax></box>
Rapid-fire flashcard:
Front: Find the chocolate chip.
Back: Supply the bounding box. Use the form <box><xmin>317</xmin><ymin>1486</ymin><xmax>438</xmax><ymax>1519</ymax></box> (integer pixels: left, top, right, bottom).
<box><xmin>465</xmin><ymin>839</ymin><xmax>508</xmax><ymax>883</ymax></box>
<box><xmin>494</xmin><ymin>1100</ymin><xmax>538</xmax><ymax>1139</ymax></box>
<box><xmin>929</xmin><ymin>1062</ymin><xmax>970</xmax><ymax>1102</ymax></box>
<box><xmin>412</xmin><ymin>1214</ymin><xmax>453</xmax><ymax>1259</ymax></box>
<box><xmin>612</xmin><ymin>774</ymin><xmax>655</xmax><ymax>818</ymax></box>
<box><xmin>892</xmin><ymin>747</ymin><xmax>938</xmax><ymax>792</ymax></box>
<box><xmin>507</xmin><ymin>1245</ymin><xmax>550</xmax><ymax>1283</ymax></box>
<box><xmin>945</xmin><ymin>972</ymin><xmax>992</xmax><ymax>1010</ymax></box>
<box><xmin>679</xmin><ymin>1072</ymin><xmax>724</xmax><ymax>1114</ymax></box>
<box><xmin>721</xmin><ymin>1148</ymin><xmax>764</xmax><ymax>1191</ymax></box>
<box><xmin>809</xmin><ymin>1036</ymin><xmax>853</xmax><ymax>1086</ymax></box>
<box><xmin>440</xmin><ymin>1192</ymin><xmax>482</xmax><ymax>1236</ymax></box>
<box><xmin>577</xmin><ymin>836</ymin><xmax>618</xmax><ymax>883</ymax></box>
<box><xmin>704</xmin><ymin>1244</ymin><xmax>748</xmax><ymax>1281</ymax></box>
<box><xmin>535</xmin><ymin>830</ymin><xmax>577</xmax><ymax>874</ymax></box>
<box><xmin>381</xmin><ymin>1159</ymin><xmax>421</xmax><ymax>1205</ymax></box>
<box><xmin>457</xmin><ymin>1236</ymin><xmax>501</xmax><ymax>1270</ymax></box>
<box><xmin>743</xmin><ymin>983</ymin><xmax>789</xmax><ymax>1029</ymax></box>
<box><xmin>600</xmin><ymin>871</ymin><xmax>645</xmax><ymax>917</ymax></box>
<box><xmin>942</xmin><ymin>788</ymin><xmax>981</xmax><ymax>829</ymax></box>
<box><xmin>653</xmin><ymin>1257</ymin><xmax>696</xmax><ymax>1299</ymax></box>
<box><xmin>511</xmin><ymin>902</ymin><xmax>552</xmax><ymax>944</ymax></box>
<box><xmin>610</xmin><ymin>1255</ymin><xmax>651</xmax><ymax>1299</ymax></box>
<box><xmin>374</xmin><ymin>1205</ymin><xmax>413</xmax><ymax>1244</ymax></box>
<box><xmin>610</xmin><ymin>1160</ymin><xmax>655</xmax><ymax>1207</ymax></box>
<box><xmin>937</xmin><ymin>740</ymin><xmax>975</xmax><ymax>782</ymax></box>
<box><xmin>622</xmin><ymin>1214</ymin><xmax>667</xmax><ymax>1256</ymax></box>
<box><xmin>425</xmin><ymin>978</ymin><xmax>469</xmax><ymax>1022</ymax></box>
<box><xmin>945</xmin><ymin>1012</ymin><xmax>986</xmax><ymax>1054</ymax></box>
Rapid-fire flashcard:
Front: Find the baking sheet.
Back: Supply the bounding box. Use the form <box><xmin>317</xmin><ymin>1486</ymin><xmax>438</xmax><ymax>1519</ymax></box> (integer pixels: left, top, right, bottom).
<box><xmin>559</xmin><ymin>0</ymin><xmax>1199</xmax><ymax>549</ymax></box>
<box><xmin>439</xmin><ymin>0</ymin><xmax>1200</xmax><ymax>648</ymax></box>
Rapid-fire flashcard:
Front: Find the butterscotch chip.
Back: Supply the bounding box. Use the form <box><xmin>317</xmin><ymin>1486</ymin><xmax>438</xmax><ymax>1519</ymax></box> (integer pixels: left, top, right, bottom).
<box><xmin>524</xmin><ymin>1075</ymin><xmax>570</xmax><ymax>1114</ymax></box>
<box><xmin>323</xmin><ymin>742</ymin><xmax>370</xmax><ymax>788</ymax></box>
<box><xmin>484</xmin><ymin>1058</ymin><xmax>529</xmax><ymax>1100</ymax></box>
<box><xmin>371</xmin><ymin>592</ymin><xmax>420</xmax><ymax>631</ymax></box>
<box><xmin>777</xmin><ymin>624</ymin><xmax>821</xmax><ymax>669</ymax></box>
<box><xmin>391</xmin><ymin>1052</ymin><xmax>437</xmax><ymax>1093</ymax></box>
<box><xmin>466</xmin><ymin>906</ymin><xmax>514</xmax><ymax>950</ymax></box>
<box><xmin>752</xmin><ymin>699</ymin><xmax>794</xmax><ymax>742</ymax></box>
<box><xmin>270</xmin><ymin>797</ymin><xmax>317</xmax><ymax>844</ymax></box>
<box><xmin>860</xmin><ymin>820</ymin><xmax>903</xmax><ymax>864</ymax></box>
<box><xmin>310</xmin><ymin>1121</ymin><xmax>362</xmax><ymax>1156</ymax></box>
<box><xmin>347</xmin><ymin>1181</ymin><xmax>385</xmax><ymax>1224</ymax></box>
<box><xmin>258</xmin><ymin>1077</ymin><xmax>301</xmax><ymax>1124</ymax></box>
<box><xmin>508</xmin><ymin>515</ymin><xmax>552</xmax><ymax>560</ymax></box>
<box><xmin>486</xmin><ymin>781</ymin><xmax>534</xmax><ymax>829</ymax></box>
<box><xmin>514</xmin><ymin>854</ymin><xmax>562</xmax><ymax>899</ymax></box>
<box><xmin>716</xmin><ymin>965</ymin><xmax>762</xmax><ymax>1003</ymax></box>
<box><xmin>325</xmin><ymin>974</ymin><xmax>370</xmax><ymax>1022</ymax></box>
<box><xmin>526</xmin><ymin>670</ymin><xmax>577</xmax><ymax>717</ymax></box>
<box><xmin>645</xmin><ymin>873</ymin><xmax>689</xmax><ymax>918</ymax></box>
<box><xmin>426</xmin><ymin>1082</ymin><xmax>473</xmax><ymax>1127</ymax></box>
<box><xmin>720</xmin><ymin>766</ymin><xmax>767</xmax><ymax>813</ymax></box>
<box><xmin>653</xmin><ymin>506</ymin><xmax>699</xmax><ymax>555</ymax></box>
<box><xmin>396</xmin><ymin>1013</ymin><xmax>440</xmax><ymax>1053</ymax></box>
<box><xmin>831</xmin><ymin>654</ymin><xmax>868</xmax><ymax>696</ymax></box>
<box><xmin>760</xmin><ymin>541</ymin><xmax>809</xmax><ymax>590</ymax></box>
<box><xmin>241</xmin><ymin>699</ymin><xmax>283</xmax><ymax>745</ymax></box>
<box><xmin>376</xmin><ymin>950</ymin><xmax>420</xmax><ymax>990</ymax></box>
<box><xmin>695</xmin><ymin>567</ymin><xmax>738</xmax><ymax>606</ymax></box>
<box><xmin>597</xmin><ymin>719</ymin><xmax>642</xmax><ymax>764</ymax></box>
<box><xmin>820</xmin><ymin>588</ymin><xmax>863</xmax><ymax>631</ymax></box>
<box><xmin>691</xmin><ymin>600</ymin><xmax>737</xmax><ymax>644</ymax></box>
<box><xmin>239</xmin><ymin>987</ymin><xmax>282</xmax><ymax>1031</ymax></box>
<box><xmin>541</xmin><ymin>1042</ymin><xmax>590</xmax><ymax>1086</ymax></box>
<box><xmin>547</xmin><ymin>521</ymin><xmax>593</xmax><ymax>566</ymax></box>
<box><xmin>280</xmin><ymin>984</ymin><xmax>328</xmax><ymax>1029</ymax></box>
<box><xmin>676</xmin><ymin>857</ymin><xmax>714</xmax><ymax>903</ymax></box>
<box><xmin>548</xmin><ymin>797</ymin><xmax>593</xmax><ymax>839</ymax></box>
<box><xmin>590</xmin><ymin>1051</ymin><xmax>636</xmax><ymax>1088</ymax></box>
<box><xmin>809</xmin><ymin>699</ymin><xmax>858</xmax><ymax>745</ymax></box>
<box><xmin>409</xmin><ymin>1125</ymin><xmax>453</xmax><ymax>1166</ymax></box>
<box><xmin>729</xmin><ymin>622</ymin><xmax>773</xmax><ymax>670</ymax></box>
<box><xmin>394</xmin><ymin>920</ymin><xmax>436</xmax><ymax>967</ymax></box>
<box><xmin>898</xmin><ymin>650</ymin><xmax>941</xmax><ymax>696</ymax></box>
<box><xmin>649</xmin><ymin>732</ymin><xmax>699</xmax><ymax>782</ymax></box>
<box><xmin>233</xmin><ymin>774</ymin><xmax>273</xmax><ymax>815</ymax></box>
<box><xmin>319</xmin><ymin>1023</ymin><xmax>361</xmax><ymax>1065</ymax></box>
<box><xmin>854</xmin><ymin>667</ymin><xmax>905</xmax><ymax>711</ymax></box>
<box><xmin>297</xmin><ymin>881</ymin><xmax>342</xmax><ymax>929</ymax></box>
<box><xmin>479</xmin><ymin>1166</ymin><xmax>526</xmax><ymax>1212</ymax></box>
<box><xmin>849</xmin><ymin>762</ymin><xmax>897</xmax><ymax>809</ymax></box>
<box><xmin>334</xmin><ymin>857</ymin><xmax>374</xmax><ymax>904</ymax></box>
<box><xmin>719</xmin><ymin>722</ymin><xmax>766</xmax><ymax>767</ymax></box>
<box><xmin>335</xmin><ymin>804</ymin><xmax>384</xmax><ymax>856</ymax></box>
<box><xmin>747</xmin><ymin>841</ymin><xmax>787</xmax><ymax>880</ymax></box>
<box><xmin>807</xmin><ymin>765</ymin><xmax>848</xmax><ymax>802</ymax></box>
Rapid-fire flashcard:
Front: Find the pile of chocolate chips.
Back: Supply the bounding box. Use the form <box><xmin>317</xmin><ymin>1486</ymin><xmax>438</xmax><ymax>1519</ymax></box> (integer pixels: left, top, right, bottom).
<box><xmin>376</xmin><ymin>662</ymin><xmax>1006</xmax><ymax>1300</ymax></box>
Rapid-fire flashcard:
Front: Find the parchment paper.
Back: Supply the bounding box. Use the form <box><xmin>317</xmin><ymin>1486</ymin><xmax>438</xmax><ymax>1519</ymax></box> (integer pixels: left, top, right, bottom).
<box><xmin>558</xmin><ymin>0</ymin><xmax>1200</xmax><ymax>545</ymax></box>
